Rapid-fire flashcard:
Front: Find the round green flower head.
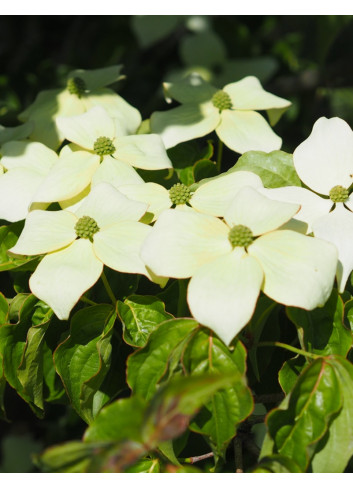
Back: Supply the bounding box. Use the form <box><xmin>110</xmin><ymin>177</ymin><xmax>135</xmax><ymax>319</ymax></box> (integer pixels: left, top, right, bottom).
<box><xmin>329</xmin><ymin>185</ymin><xmax>349</xmax><ymax>203</ymax></box>
<box><xmin>67</xmin><ymin>77</ymin><xmax>87</xmax><ymax>97</ymax></box>
<box><xmin>75</xmin><ymin>215</ymin><xmax>100</xmax><ymax>242</ymax></box>
<box><xmin>93</xmin><ymin>136</ymin><xmax>116</xmax><ymax>156</ymax></box>
<box><xmin>169</xmin><ymin>183</ymin><xmax>192</xmax><ymax>205</ymax></box>
<box><xmin>212</xmin><ymin>90</ymin><xmax>232</xmax><ymax>111</ymax></box>
<box><xmin>228</xmin><ymin>225</ymin><xmax>254</xmax><ymax>248</ymax></box>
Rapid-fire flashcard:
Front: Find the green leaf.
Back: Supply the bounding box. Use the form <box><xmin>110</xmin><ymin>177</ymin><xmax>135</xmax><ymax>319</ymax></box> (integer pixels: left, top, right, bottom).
<box><xmin>287</xmin><ymin>289</ymin><xmax>353</xmax><ymax>357</ymax></box>
<box><xmin>230</xmin><ymin>150</ymin><xmax>302</xmax><ymax>188</ymax></box>
<box><xmin>0</xmin><ymin>294</ymin><xmax>52</xmax><ymax>415</ymax></box>
<box><xmin>0</xmin><ymin>222</ymin><xmax>39</xmax><ymax>272</ymax></box>
<box><xmin>179</xmin><ymin>31</ymin><xmax>227</xmax><ymax>68</ymax></box>
<box><xmin>193</xmin><ymin>159</ymin><xmax>218</xmax><ymax>182</ymax></box>
<box><xmin>254</xmin><ymin>454</ymin><xmax>302</xmax><ymax>473</ymax></box>
<box><xmin>84</xmin><ymin>396</ymin><xmax>147</xmax><ymax>443</ymax></box>
<box><xmin>35</xmin><ymin>441</ymin><xmax>103</xmax><ymax>473</ymax></box>
<box><xmin>216</xmin><ymin>57</ymin><xmax>279</xmax><ymax>86</ymax></box>
<box><xmin>183</xmin><ymin>331</ymin><xmax>253</xmax><ymax>458</ymax></box>
<box><xmin>127</xmin><ymin>318</ymin><xmax>199</xmax><ymax>400</ymax></box>
<box><xmin>0</xmin><ymin>293</ymin><xmax>9</xmax><ymax>323</ymax></box>
<box><xmin>278</xmin><ymin>355</ymin><xmax>307</xmax><ymax>395</ymax></box>
<box><xmin>132</xmin><ymin>15</ymin><xmax>181</xmax><ymax>48</ymax></box>
<box><xmin>54</xmin><ymin>305</ymin><xmax>117</xmax><ymax>423</ymax></box>
<box><xmin>311</xmin><ymin>356</ymin><xmax>353</xmax><ymax>473</ymax></box>
<box><xmin>167</xmin><ymin>141</ymin><xmax>215</xmax><ymax>186</ymax></box>
<box><xmin>117</xmin><ymin>295</ymin><xmax>173</xmax><ymax>347</ymax></box>
<box><xmin>125</xmin><ymin>458</ymin><xmax>161</xmax><ymax>473</ymax></box>
<box><xmin>267</xmin><ymin>358</ymin><xmax>342</xmax><ymax>471</ymax></box>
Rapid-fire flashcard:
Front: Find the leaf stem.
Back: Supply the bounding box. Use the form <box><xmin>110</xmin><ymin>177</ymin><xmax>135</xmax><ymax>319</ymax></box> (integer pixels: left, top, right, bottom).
<box><xmin>101</xmin><ymin>270</ymin><xmax>117</xmax><ymax>305</ymax></box>
<box><xmin>180</xmin><ymin>452</ymin><xmax>214</xmax><ymax>464</ymax></box>
<box><xmin>257</xmin><ymin>341</ymin><xmax>319</xmax><ymax>360</ymax></box>
<box><xmin>216</xmin><ymin>139</ymin><xmax>223</xmax><ymax>173</ymax></box>
<box><xmin>80</xmin><ymin>296</ymin><xmax>98</xmax><ymax>306</ymax></box>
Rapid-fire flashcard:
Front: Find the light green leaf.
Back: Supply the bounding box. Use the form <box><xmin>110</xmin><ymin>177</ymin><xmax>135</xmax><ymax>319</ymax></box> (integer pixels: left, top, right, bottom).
<box><xmin>127</xmin><ymin>318</ymin><xmax>199</xmax><ymax>400</ymax></box>
<box><xmin>54</xmin><ymin>305</ymin><xmax>116</xmax><ymax>423</ymax></box>
<box><xmin>0</xmin><ymin>293</ymin><xmax>9</xmax><ymax>323</ymax></box>
<box><xmin>117</xmin><ymin>295</ymin><xmax>173</xmax><ymax>347</ymax></box>
<box><xmin>311</xmin><ymin>356</ymin><xmax>353</xmax><ymax>473</ymax></box>
<box><xmin>230</xmin><ymin>150</ymin><xmax>302</xmax><ymax>188</ymax></box>
<box><xmin>267</xmin><ymin>358</ymin><xmax>342</xmax><ymax>471</ymax></box>
<box><xmin>254</xmin><ymin>454</ymin><xmax>302</xmax><ymax>473</ymax></box>
<box><xmin>278</xmin><ymin>355</ymin><xmax>307</xmax><ymax>395</ymax></box>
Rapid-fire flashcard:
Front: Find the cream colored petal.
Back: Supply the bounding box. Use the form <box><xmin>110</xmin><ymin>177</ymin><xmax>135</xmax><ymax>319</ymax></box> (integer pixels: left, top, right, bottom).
<box><xmin>56</xmin><ymin>106</ymin><xmax>115</xmax><ymax>150</ymax></box>
<box><xmin>259</xmin><ymin>186</ymin><xmax>332</xmax><ymax>233</ymax></box>
<box><xmin>224</xmin><ymin>76</ymin><xmax>291</xmax><ymax>112</ymax></box>
<box><xmin>0</xmin><ymin>169</ymin><xmax>45</xmax><ymax>222</ymax></box>
<box><xmin>113</xmin><ymin>134</ymin><xmax>172</xmax><ymax>170</ymax></box>
<box><xmin>1</xmin><ymin>141</ymin><xmax>57</xmax><ymax>174</ymax></box>
<box><xmin>91</xmin><ymin>155</ymin><xmax>144</xmax><ymax>188</ymax></box>
<box><xmin>216</xmin><ymin>110</ymin><xmax>282</xmax><ymax>154</ymax></box>
<box><xmin>249</xmin><ymin>230</ymin><xmax>337</xmax><ymax>309</ymax></box>
<box><xmin>150</xmin><ymin>102</ymin><xmax>220</xmax><ymax>149</ymax></box>
<box><xmin>30</xmin><ymin>239</ymin><xmax>103</xmax><ymax>320</ymax></box>
<box><xmin>93</xmin><ymin>221</ymin><xmax>152</xmax><ymax>277</ymax></box>
<box><xmin>118</xmin><ymin>183</ymin><xmax>171</xmax><ymax>220</ymax></box>
<box><xmin>140</xmin><ymin>208</ymin><xmax>231</xmax><ymax>278</ymax></box>
<box><xmin>84</xmin><ymin>89</ymin><xmax>142</xmax><ymax>135</ymax></box>
<box><xmin>224</xmin><ymin>186</ymin><xmax>299</xmax><ymax>236</ymax></box>
<box><xmin>293</xmin><ymin>117</ymin><xmax>353</xmax><ymax>195</ymax></box>
<box><xmin>9</xmin><ymin>210</ymin><xmax>77</xmax><ymax>256</ymax></box>
<box><xmin>188</xmin><ymin>248</ymin><xmax>264</xmax><ymax>345</ymax></box>
<box><xmin>312</xmin><ymin>204</ymin><xmax>353</xmax><ymax>292</ymax></box>
<box><xmin>190</xmin><ymin>170</ymin><xmax>263</xmax><ymax>217</ymax></box>
<box><xmin>75</xmin><ymin>183</ymin><xmax>147</xmax><ymax>227</ymax></box>
<box><xmin>32</xmin><ymin>151</ymin><xmax>100</xmax><ymax>203</ymax></box>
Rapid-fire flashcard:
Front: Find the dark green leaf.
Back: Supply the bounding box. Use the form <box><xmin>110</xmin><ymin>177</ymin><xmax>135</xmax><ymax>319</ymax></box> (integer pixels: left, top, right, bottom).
<box><xmin>267</xmin><ymin>358</ymin><xmax>342</xmax><ymax>471</ymax></box>
<box><xmin>0</xmin><ymin>293</ymin><xmax>9</xmax><ymax>323</ymax></box>
<box><xmin>193</xmin><ymin>159</ymin><xmax>218</xmax><ymax>182</ymax></box>
<box><xmin>230</xmin><ymin>150</ymin><xmax>301</xmax><ymax>188</ymax></box>
<box><xmin>183</xmin><ymin>331</ymin><xmax>253</xmax><ymax>458</ymax></box>
<box><xmin>278</xmin><ymin>355</ymin><xmax>307</xmax><ymax>395</ymax></box>
<box><xmin>117</xmin><ymin>295</ymin><xmax>173</xmax><ymax>347</ymax></box>
<box><xmin>54</xmin><ymin>305</ymin><xmax>116</xmax><ymax>423</ymax></box>
<box><xmin>287</xmin><ymin>289</ymin><xmax>353</xmax><ymax>357</ymax></box>
<box><xmin>127</xmin><ymin>318</ymin><xmax>199</xmax><ymax>399</ymax></box>
<box><xmin>179</xmin><ymin>31</ymin><xmax>227</xmax><ymax>68</ymax></box>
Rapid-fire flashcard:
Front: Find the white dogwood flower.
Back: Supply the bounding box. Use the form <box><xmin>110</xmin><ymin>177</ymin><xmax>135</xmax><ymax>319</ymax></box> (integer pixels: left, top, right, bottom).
<box><xmin>151</xmin><ymin>73</ymin><xmax>291</xmax><ymax>153</ymax></box>
<box><xmin>19</xmin><ymin>65</ymin><xmax>141</xmax><ymax>149</ymax></box>
<box><xmin>31</xmin><ymin>106</ymin><xmax>172</xmax><ymax>205</ymax></box>
<box><xmin>9</xmin><ymin>183</ymin><xmax>158</xmax><ymax>319</ymax></box>
<box><xmin>0</xmin><ymin>141</ymin><xmax>58</xmax><ymax>222</ymax></box>
<box><xmin>119</xmin><ymin>170</ymin><xmax>263</xmax><ymax>220</ymax></box>
<box><xmin>141</xmin><ymin>186</ymin><xmax>337</xmax><ymax>345</ymax></box>
<box><xmin>260</xmin><ymin>117</ymin><xmax>353</xmax><ymax>292</ymax></box>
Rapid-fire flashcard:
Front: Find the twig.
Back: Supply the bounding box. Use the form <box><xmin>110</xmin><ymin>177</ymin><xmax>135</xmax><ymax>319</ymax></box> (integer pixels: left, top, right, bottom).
<box><xmin>180</xmin><ymin>452</ymin><xmax>214</xmax><ymax>464</ymax></box>
<box><xmin>234</xmin><ymin>436</ymin><xmax>243</xmax><ymax>473</ymax></box>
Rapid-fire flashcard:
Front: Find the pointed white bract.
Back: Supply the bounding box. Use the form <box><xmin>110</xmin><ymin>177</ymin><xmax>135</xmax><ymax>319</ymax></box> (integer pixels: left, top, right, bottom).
<box><xmin>8</xmin><ymin>183</ymin><xmax>159</xmax><ymax>320</ymax></box>
<box><xmin>151</xmin><ymin>74</ymin><xmax>291</xmax><ymax>153</ymax></box>
<box><xmin>141</xmin><ymin>187</ymin><xmax>337</xmax><ymax>344</ymax></box>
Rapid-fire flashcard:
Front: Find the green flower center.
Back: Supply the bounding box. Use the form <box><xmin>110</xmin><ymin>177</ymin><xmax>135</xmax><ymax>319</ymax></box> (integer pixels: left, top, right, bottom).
<box><xmin>212</xmin><ymin>90</ymin><xmax>232</xmax><ymax>111</ymax></box>
<box><xmin>329</xmin><ymin>185</ymin><xmax>349</xmax><ymax>203</ymax></box>
<box><xmin>75</xmin><ymin>216</ymin><xmax>100</xmax><ymax>241</ymax></box>
<box><xmin>169</xmin><ymin>183</ymin><xmax>192</xmax><ymax>205</ymax></box>
<box><xmin>93</xmin><ymin>136</ymin><xmax>116</xmax><ymax>156</ymax></box>
<box><xmin>228</xmin><ymin>225</ymin><xmax>254</xmax><ymax>248</ymax></box>
<box><xmin>67</xmin><ymin>77</ymin><xmax>86</xmax><ymax>97</ymax></box>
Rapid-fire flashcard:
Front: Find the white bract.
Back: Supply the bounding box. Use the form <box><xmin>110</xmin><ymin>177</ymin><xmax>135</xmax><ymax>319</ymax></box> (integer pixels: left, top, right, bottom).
<box><xmin>119</xmin><ymin>170</ymin><xmax>263</xmax><ymax>220</ymax></box>
<box><xmin>150</xmin><ymin>73</ymin><xmax>291</xmax><ymax>153</ymax></box>
<box><xmin>9</xmin><ymin>183</ymin><xmax>158</xmax><ymax>320</ymax></box>
<box><xmin>141</xmin><ymin>186</ymin><xmax>337</xmax><ymax>345</ymax></box>
<box><xmin>19</xmin><ymin>65</ymin><xmax>141</xmax><ymax>149</ymax></box>
<box><xmin>32</xmin><ymin>106</ymin><xmax>172</xmax><ymax>205</ymax></box>
<box><xmin>261</xmin><ymin>117</ymin><xmax>353</xmax><ymax>292</ymax></box>
<box><xmin>0</xmin><ymin>141</ymin><xmax>58</xmax><ymax>222</ymax></box>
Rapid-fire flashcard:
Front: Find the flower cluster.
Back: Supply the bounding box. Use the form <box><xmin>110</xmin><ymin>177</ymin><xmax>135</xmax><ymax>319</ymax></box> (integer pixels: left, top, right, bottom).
<box><xmin>1</xmin><ymin>65</ymin><xmax>348</xmax><ymax>346</ymax></box>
